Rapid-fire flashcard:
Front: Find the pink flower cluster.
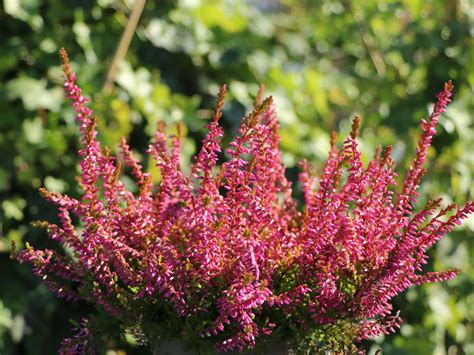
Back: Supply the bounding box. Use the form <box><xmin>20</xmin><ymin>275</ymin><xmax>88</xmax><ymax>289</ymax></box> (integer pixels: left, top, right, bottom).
<box><xmin>14</xmin><ymin>49</ymin><xmax>473</xmax><ymax>353</ymax></box>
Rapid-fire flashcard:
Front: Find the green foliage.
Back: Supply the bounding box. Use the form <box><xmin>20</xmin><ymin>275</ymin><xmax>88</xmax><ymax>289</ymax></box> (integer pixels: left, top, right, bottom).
<box><xmin>0</xmin><ymin>0</ymin><xmax>472</xmax><ymax>353</ymax></box>
<box><xmin>294</xmin><ymin>319</ymin><xmax>361</xmax><ymax>353</ymax></box>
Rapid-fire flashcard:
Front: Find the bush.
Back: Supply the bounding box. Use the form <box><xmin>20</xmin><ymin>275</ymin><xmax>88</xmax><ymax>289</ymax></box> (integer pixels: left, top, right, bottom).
<box><xmin>13</xmin><ymin>50</ymin><xmax>473</xmax><ymax>353</ymax></box>
<box><xmin>1</xmin><ymin>1</ymin><xmax>472</xmax><ymax>353</ymax></box>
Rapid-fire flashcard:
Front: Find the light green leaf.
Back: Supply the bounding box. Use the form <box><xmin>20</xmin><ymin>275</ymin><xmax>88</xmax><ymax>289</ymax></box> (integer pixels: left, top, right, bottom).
<box><xmin>10</xmin><ymin>314</ymin><xmax>25</xmax><ymax>342</ymax></box>
<box><xmin>4</xmin><ymin>0</ymin><xmax>43</xmax><ymax>30</ymax></box>
<box><xmin>7</xmin><ymin>77</ymin><xmax>63</xmax><ymax>112</ymax></box>
<box><xmin>44</xmin><ymin>176</ymin><xmax>67</xmax><ymax>193</ymax></box>
<box><xmin>2</xmin><ymin>198</ymin><xmax>26</xmax><ymax>221</ymax></box>
<box><xmin>0</xmin><ymin>301</ymin><xmax>13</xmax><ymax>328</ymax></box>
<box><xmin>72</xmin><ymin>12</ymin><xmax>97</xmax><ymax>64</ymax></box>
<box><xmin>116</xmin><ymin>62</ymin><xmax>152</xmax><ymax>98</ymax></box>
<box><xmin>23</xmin><ymin>117</ymin><xmax>44</xmax><ymax>144</ymax></box>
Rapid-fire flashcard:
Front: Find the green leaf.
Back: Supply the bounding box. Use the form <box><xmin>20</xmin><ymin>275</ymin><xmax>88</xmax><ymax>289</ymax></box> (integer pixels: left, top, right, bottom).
<box><xmin>7</xmin><ymin>77</ymin><xmax>63</xmax><ymax>112</ymax></box>
<box><xmin>0</xmin><ymin>301</ymin><xmax>13</xmax><ymax>328</ymax></box>
<box><xmin>116</xmin><ymin>62</ymin><xmax>152</xmax><ymax>98</ymax></box>
<box><xmin>72</xmin><ymin>11</ymin><xmax>97</xmax><ymax>64</ymax></box>
<box><xmin>10</xmin><ymin>314</ymin><xmax>25</xmax><ymax>343</ymax></box>
<box><xmin>2</xmin><ymin>198</ymin><xmax>26</xmax><ymax>221</ymax></box>
<box><xmin>4</xmin><ymin>0</ymin><xmax>43</xmax><ymax>30</ymax></box>
<box><xmin>22</xmin><ymin>117</ymin><xmax>44</xmax><ymax>144</ymax></box>
<box><xmin>44</xmin><ymin>176</ymin><xmax>67</xmax><ymax>193</ymax></box>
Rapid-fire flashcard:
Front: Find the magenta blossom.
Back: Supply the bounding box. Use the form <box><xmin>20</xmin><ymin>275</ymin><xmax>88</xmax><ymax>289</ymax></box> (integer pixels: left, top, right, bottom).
<box><xmin>14</xmin><ymin>49</ymin><xmax>473</xmax><ymax>353</ymax></box>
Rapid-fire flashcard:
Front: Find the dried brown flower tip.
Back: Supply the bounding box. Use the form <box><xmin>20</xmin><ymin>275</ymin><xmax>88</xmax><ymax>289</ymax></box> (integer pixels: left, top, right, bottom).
<box><xmin>350</xmin><ymin>115</ymin><xmax>362</xmax><ymax>139</ymax></box>
<box><xmin>247</xmin><ymin>95</ymin><xmax>273</xmax><ymax>127</ymax></box>
<box><xmin>59</xmin><ymin>48</ymin><xmax>71</xmax><ymax>78</ymax></box>
<box><xmin>139</xmin><ymin>174</ymin><xmax>152</xmax><ymax>196</ymax></box>
<box><xmin>39</xmin><ymin>187</ymin><xmax>52</xmax><ymax>199</ymax></box>
<box><xmin>156</xmin><ymin>121</ymin><xmax>166</xmax><ymax>133</ymax></box>
<box><xmin>254</xmin><ymin>83</ymin><xmax>265</xmax><ymax>109</ymax></box>
<box><xmin>374</xmin><ymin>145</ymin><xmax>382</xmax><ymax>161</ymax></box>
<box><xmin>85</xmin><ymin>115</ymin><xmax>98</xmax><ymax>144</ymax></box>
<box><xmin>113</xmin><ymin>161</ymin><xmax>122</xmax><ymax>184</ymax></box>
<box><xmin>381</xmin><ymin>145</ymin><xmax>393</xmax><ymax>167</ymax></box>
<box><xmin>258</xmin><ymin>95</ymin><xmax>273</xmax><ymax>114</ymax></box>
<box><xmin>330</xmin><ymin>131</ymin><xmax>337</xmax><ymax>149</ymax></box>
<box><xmin>445</xmin><ymin>80</ymin><xmax>454</xmax><ymax>92</ymax></box>
<box><xmin>177</xmin><ymin>121</ymin><xmax>185</xmax><ymax>139</ymax></box>
<box><xmin>103</xmin><ymin>146</ymin><xmax>111</xmax><ymax>159</ymax></box>
<box><xmin>426</xmin><ymin>198</ymin><xmax>443</xmax><ymax>211</ymax></box>
<box><xmin>214</xmin><ymin>84</ymin><xmax>227</xmax><ymax>122</ymax></box>
<box><xmin>414</xmin><ymin>168</ymin><xmax>427</xmax><ymax>187</ymax></box>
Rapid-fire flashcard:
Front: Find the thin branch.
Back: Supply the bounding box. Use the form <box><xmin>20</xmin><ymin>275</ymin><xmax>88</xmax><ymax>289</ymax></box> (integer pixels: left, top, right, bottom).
<box><xmin>103</xmin><ymin>0</ymin><xmax>146</xmax><ymax>94</ymax></box>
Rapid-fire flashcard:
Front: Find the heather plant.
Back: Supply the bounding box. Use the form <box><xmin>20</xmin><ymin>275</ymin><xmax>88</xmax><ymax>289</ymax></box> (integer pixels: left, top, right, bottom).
<box><xmin>12</xmin><ymin>49</ymin><xmax>473</xmax><ymax>354</ymax></box>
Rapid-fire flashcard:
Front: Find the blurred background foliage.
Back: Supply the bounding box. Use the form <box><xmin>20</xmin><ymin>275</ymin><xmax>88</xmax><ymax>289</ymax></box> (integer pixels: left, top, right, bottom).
<box><xmin>0</xmin><ymin>0</ymin><xmax>472</xmax><ymax>354</ymax></box>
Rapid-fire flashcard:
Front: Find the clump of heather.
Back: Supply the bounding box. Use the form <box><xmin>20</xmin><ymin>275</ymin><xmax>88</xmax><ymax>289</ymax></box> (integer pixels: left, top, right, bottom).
<box><xmin>13</xmin><ymin>49</ymin><xmax>473</xmax><ymax>354</ymax></box>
